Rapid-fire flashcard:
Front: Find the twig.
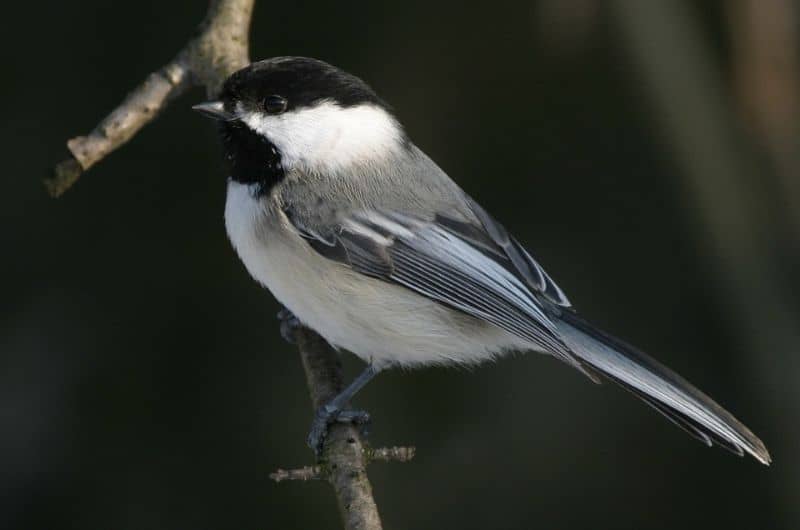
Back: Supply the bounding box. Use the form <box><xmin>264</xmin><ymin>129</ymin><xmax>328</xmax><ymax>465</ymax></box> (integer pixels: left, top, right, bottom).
<box><xmin>48</xmin><ymin>62</ymin><xmax>191</xmax><ymax>197</ymax></box>
<box><xmin>46</xmin><ymin>0</ymin><xmax>254</xmax><ymax>197</ymax></box>
<box><xmin>50</xmin><ymin>2</ymin><xmax>413</xmax><ymax>529</ymax></box>
<box><xmin>270</xmin><ymin>466</ymin><xmax>323</xmax><ymax>482</ymax></box>
<box><xmin>367</xmin><ymin>446</ymin><xmax>416</xmax><ymax>463</ymax></box>
<box><xmin>269</xmin><ymin>446</ymin><xmax>416</xmax><ymax>483</ymax></box>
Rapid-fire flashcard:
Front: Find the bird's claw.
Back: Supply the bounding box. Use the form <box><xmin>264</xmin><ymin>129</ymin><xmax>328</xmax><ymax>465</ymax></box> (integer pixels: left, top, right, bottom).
<box><xmin>307</xmin><ymin>405</ymin><xmax>372</xmax><ymax>456</ymax></box>
<box><xmin>277</xmin><ymin>307</ymin><xmax>301</xmax><ymax>344</ymax></box>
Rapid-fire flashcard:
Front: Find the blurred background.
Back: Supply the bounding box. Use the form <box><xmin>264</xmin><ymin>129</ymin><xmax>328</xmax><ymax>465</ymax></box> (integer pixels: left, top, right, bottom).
<box><xmin>2</xmin><ymin>1</ymin><xmax>798</xmax><ymax>528</ymax></box>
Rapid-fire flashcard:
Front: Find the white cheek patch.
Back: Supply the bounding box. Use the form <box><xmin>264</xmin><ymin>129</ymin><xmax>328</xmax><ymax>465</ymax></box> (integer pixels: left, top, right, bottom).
<box><xmin>240</xmin><ymin>101</ymin><xmax>403</xmax><ymax>173</ymax></box>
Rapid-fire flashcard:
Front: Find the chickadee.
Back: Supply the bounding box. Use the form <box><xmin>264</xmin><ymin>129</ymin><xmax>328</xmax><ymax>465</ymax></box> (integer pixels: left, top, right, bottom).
<box><xmin>194</xmin><ymin>57</ymin><xmax>770</xmax><ymax>464</ymax></box>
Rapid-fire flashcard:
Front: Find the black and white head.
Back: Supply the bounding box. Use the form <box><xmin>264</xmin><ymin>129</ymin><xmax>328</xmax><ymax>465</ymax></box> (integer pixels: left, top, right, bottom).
<box><xmin>194</xmin><ymin>57</ymin><xmax>405</xmax><ymax>190</ymax></box>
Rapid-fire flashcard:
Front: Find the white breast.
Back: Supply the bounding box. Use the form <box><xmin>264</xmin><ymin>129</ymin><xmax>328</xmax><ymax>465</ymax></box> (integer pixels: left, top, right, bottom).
<box><xmin>224</xmin><ymin>180</ymin><xmax>527</xmax><ymax>368</ymax></box>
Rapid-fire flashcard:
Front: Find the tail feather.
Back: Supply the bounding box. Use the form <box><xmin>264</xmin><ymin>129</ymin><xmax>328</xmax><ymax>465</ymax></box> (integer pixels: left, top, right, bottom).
<box><xmin>555</xmin><ymin>311</ymin><xmax>771</xmax><ymax>465</ymax></box>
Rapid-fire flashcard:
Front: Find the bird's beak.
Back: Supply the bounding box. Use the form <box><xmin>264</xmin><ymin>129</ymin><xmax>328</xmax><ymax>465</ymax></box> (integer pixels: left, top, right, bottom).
<box><xmin>192</xmin><ymin>101</ymin><xmax>235</xmax><ymax>121</ymax></box>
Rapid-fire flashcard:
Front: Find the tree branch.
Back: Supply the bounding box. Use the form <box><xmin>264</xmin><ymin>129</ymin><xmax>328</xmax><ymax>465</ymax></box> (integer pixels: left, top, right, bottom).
<box><xmin>50</xmin><ymin>2</ymin><xmax>414</xmax><ymax>528</ymax></box>
<box><xmin>269</xmin><ymin>446</ymin><xmax>415</xmax><ymax>483</ymax></box>
<box><xmin>48</xmin><ymin>60</ymin><xmax>190</xmax><ymax>197</ymax></box>
<box><xmin>269</xmin><ymin>327</ymin><xmax>415</xmax><ymax>527</ymax></box>
<box><xmin>291</xmin><ymin>328</ymin><xmax>384</xmax><ymax>529</ymax></box>
<box><xmin>366</xmin><ymin>445</ymin><xmax>416</xmax><ymax>463</ymax></box>
<box><xmin>270</xmin><ymin>465</ymin><xmax>323</xmax><ymax>483</ymax></box>
<box><xmin>46</xmin><ymin>0</ymin><xmax>254</xmax><ymax>197</ymax></box>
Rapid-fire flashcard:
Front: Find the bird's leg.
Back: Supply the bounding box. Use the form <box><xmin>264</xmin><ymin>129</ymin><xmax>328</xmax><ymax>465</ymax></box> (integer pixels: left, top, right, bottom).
<box><xmin>275</xmin><ymin>307</ymin><xmax>378</xmax><ymax>454</ymax></box>
<box><xmin>277</xmin><ymin>306</ymin><xmax>302</xmax><ymax>344</ymax></box>
<box><xmin>307</xmin><ymin>364</ymin><xmax>378</xmax><ymax>455</ymax></box>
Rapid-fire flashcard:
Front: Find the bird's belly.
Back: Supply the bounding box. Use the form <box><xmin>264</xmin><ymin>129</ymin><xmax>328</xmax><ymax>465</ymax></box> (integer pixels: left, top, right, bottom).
<box><xmin>224</xmin><ymin>182</ymin><xmax>524</xmax><ymax>367</ymax></box>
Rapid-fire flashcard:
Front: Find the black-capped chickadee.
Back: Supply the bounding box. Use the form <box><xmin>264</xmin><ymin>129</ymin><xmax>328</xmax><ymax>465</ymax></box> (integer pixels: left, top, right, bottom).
<box><xmin>194</xmin><ymin>57</ymin><xmax>770</xmax><ymax>464</ymax></box>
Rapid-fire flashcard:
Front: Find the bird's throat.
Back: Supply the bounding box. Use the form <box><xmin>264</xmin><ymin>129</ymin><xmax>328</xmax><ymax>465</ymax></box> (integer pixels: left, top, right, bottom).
<box><xmin>219</xmin><ymin>121</ymin><xmax>285</xmax><ymax>196</ymax></box>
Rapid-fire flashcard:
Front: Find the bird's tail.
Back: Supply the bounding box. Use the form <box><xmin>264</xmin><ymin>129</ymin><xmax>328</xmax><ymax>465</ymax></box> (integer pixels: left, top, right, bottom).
<box><xmin>554</xmin><ymin>311</ymin><xmax>771</xmax><ymax>465</ymax></box>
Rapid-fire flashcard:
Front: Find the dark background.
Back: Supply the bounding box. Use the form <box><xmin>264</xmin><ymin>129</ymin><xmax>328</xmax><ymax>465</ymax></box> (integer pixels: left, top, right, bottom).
<box><xmin>3</xmin><ymin>1</ymin><xmax>799</xmax><ymax>529</ymax></box>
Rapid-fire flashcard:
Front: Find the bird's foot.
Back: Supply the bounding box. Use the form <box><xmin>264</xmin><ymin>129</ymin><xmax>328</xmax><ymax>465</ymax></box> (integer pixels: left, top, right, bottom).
<box><xmin>307</xmin><ymin>404</ymin><xmax>372</xmax><ymax>456</ymax></box>
<box><xmin>277</xmin><ymin>307</ymin><xmax>301</xmax><ymax>344</ymax></box>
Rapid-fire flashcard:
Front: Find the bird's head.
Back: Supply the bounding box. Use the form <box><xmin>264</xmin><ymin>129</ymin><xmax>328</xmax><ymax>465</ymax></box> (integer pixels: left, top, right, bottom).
<box><xmin>194</xmin><ymin>57</ymin><xmax>405</xmax><ymax>188</ymax></box>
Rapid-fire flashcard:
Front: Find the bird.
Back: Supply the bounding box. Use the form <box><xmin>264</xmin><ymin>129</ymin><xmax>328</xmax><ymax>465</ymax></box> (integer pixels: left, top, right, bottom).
<box><xmin>193</xmin><ymin>56</ymin><xmax>770</xmax><ymax>464</ymax></box>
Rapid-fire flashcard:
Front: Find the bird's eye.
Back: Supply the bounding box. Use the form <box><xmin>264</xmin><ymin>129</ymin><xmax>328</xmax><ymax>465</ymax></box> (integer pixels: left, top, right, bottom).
<box><xmin>263</xmin><ymin>95</ymin><xmax>287</xmax><ymax>115</ymax></box>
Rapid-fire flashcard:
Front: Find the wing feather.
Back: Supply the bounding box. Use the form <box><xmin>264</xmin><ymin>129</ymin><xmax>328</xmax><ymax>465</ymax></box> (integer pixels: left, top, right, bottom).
<box><xmin>285</xmin><ymin>205</ymin><xmax>599</xmax><ymax>381</ymax></box>
<box><xmin>283</xmin><ymin>201</ymin><xmax>770</xmax><ymax>463</ymax></box>
<box><xmin>464</xmin><ymin>197</ymin><xmax>571</xmax><ymax>307</ymax></box>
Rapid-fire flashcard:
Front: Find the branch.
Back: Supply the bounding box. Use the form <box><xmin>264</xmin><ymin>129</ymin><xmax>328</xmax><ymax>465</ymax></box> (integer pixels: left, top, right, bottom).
<box><xmin>51</xmin><ymin>3</ymin><xmax>413</xmax><ymax>528</ymax></box>
<box><xmin>367</xmin><ymin>445</ymin><xmax>416</xmax><ymax>463</ymax></box>
<box><xmin>270</xmin><ymin>465</ymin><xmax>323</xmax><ymax>483</ymax></box>
<box><xmin>46</xmin><ymin>0</ymin><xmax>254</xmax><ymax>197</ymax></box>
<box><xmin>269</xmin><ymin>446</ymin><xmax>415</xmax><ymax>483</ymax></box>
<box><xmin>291</xmin><ymin>327</ymin><xmax>384</xmax><ymax>529</ymax></box>
<box><xmin>272</xmin><ymin>328</ymin><xmax>417</xmax><ymax>528</ymax></box>
<box><xmin>48</xmin><ymin>61</ymin><xmax>190</xmax><ymax>197</ymax></box>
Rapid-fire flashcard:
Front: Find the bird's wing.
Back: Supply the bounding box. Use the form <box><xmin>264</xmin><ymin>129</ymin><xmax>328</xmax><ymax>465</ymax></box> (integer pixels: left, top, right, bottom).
<box><xmin>461</xmin><ymin>196</ymin><xmax>572</xmax><ymax>308</ymax></box>
<box><xmin>284</xmin><ymin>202</ymin><xmax>771</xmax><ymax>463</ymax></box>
<box><xmin>283</xmin><ymin>204</ymin><xmax>599</xmax><ymax>381</ymax></box>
